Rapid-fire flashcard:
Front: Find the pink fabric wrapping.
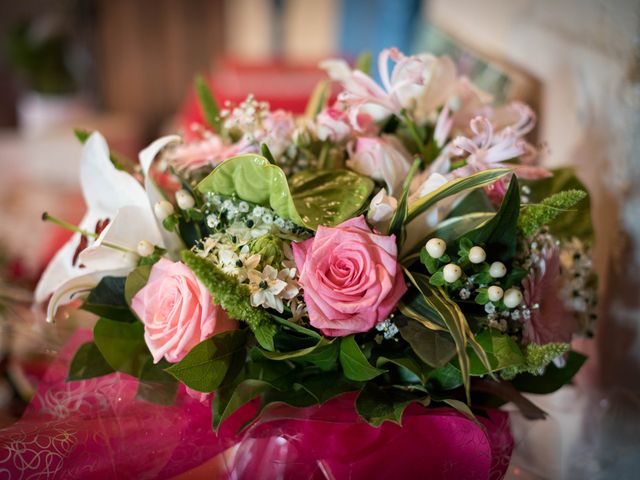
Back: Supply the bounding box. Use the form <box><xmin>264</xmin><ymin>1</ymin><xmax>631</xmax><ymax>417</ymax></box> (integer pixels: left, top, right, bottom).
<box><xmin>0</xmin><ymin>331</ymin><xmax>513</xmax><ymax>479</ymax></box>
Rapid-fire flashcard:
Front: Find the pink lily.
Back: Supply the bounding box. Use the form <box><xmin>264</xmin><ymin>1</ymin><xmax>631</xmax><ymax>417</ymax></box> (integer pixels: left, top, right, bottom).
<box><xmin>450</xmin><ymin>116</ymin><xmax>550</xmax><ymax>180</ymax></box>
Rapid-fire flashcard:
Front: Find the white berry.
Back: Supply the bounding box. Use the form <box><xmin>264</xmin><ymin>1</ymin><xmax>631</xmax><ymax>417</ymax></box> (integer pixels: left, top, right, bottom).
<box><xmin>154</xmin><ymin>200</ymin><xmax>174</xmax><ymax>220</ymax></box>
<box><xmin>487</xmin><ymin>285</ymin><xmax>504</xmax><ymax>302</ymax></box>
<box><xmin>468</xmin><ymin>246</ymin><xmax>487</xmax><ymax>264</ymax></box>
<box><xmin>443</xmin><ymin>263</ymin><xmax>462</xmax><ymax>283</ymax></box>
<box><xmin>137</xmin><ymin>240</ymin><xmax>154</xmax><ymax>257</ymax></box>
<box><xmin>426</xmin><ymin>238</ymin><xmax>447</xmax><ymax>258</ymax></box>
<box><xmin>503</xmin><ymin>288</ymin><xmax>523</xmax><ymax>308</ymax></box>
<box><xmin>489</xmin><ymin>261</ymin><xmax>507</xmax><ymax>278</ymax></box>
<box><xmin>176</xmin><ymin>190</ymin><xmax>195</xmax><ymax>210</ymax></box>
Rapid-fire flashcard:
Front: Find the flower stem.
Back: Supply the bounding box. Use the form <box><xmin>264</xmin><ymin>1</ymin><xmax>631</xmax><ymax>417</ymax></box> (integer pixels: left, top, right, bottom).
<box><xmin>41</xmin><ymin>212</ymin><xmax>97</xmax><ymax>238</ymax></box>
<box><xmin>401</xmin><ymin>111</ymin><xmax>429</xmax><ymax>163</ymax></box>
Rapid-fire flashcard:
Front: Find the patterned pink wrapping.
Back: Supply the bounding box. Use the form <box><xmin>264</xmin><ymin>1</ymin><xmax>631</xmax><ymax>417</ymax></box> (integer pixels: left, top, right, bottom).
<box><xmin>0</xmin><ymin>331</ymin><xmax>513</xmax><ymax>479</ymax></box>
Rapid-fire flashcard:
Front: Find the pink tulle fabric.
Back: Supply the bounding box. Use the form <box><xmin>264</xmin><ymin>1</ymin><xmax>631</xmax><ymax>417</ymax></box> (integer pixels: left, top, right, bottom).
<box><xmin>0</xmin><ymin>331</ymin><xmax>514</xmax><ymax>479</ymax></box>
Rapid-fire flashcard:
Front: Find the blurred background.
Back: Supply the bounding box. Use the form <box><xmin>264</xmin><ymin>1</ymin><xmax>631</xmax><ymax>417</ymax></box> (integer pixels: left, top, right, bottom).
<box><xmin>0</xmin><ymin>0</ymin><xmax>638</xmax><ymax>478</ymax></box>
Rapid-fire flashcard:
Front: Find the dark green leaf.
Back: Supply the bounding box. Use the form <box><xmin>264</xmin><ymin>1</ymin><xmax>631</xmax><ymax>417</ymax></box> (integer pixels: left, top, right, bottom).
<box><xmin>339</xmin><ymin>336</ymin><xmax>386</xmax><ymax>381</ymax></box>
<box><xmin>124</xmin><ymin>265</ymin><xmax>152</xmax><ymax>307</ymax></box>
<box><xmin>388</xmin><ymin>158</ymin><xmax>421</xmax><ymax>240</ymax></box>
<box><xmin>511</xmin><ymin>351</ymin><xmax>587</xmax><ymax>394</ymax></box>
<box><xmin>82</xmin><ymin>276</ymin><xmax>136</xmax><ymax>322</ymax></box>
<box><xmin>261</xmin><ymin>143</ymin><xmax>276</xmax><ymax>164</ymax></box>
<box><xmin>67</xmin><ymin>341</ymin><xmax>114</xmax><ymax>381</ymax></box>
<box><xmin>93</xmin><ymin>318</ymin><xmax>149</xmax><ymax>377</ymax></box>
<box><xmin>429</xmin><ymin>363</ymin><xmax>463</xmax><ymax>390</ymax></box>
<box><xmin>136</xmin><ymin>357</ymin><xmax>178</xmax><ymax>406</ymax></box>
<box><xmin>376</xmin><ymin>355</ymin><xmax>431</xmax><ymax>384</ymax></box>
<box><xmin>257</xmin><ymin>337</ymin><xmax>339</xmax><ymax>371</ymax></box>
<box><xmin>165</xmin><ymin>329</ymin><xmax>248</xmax><ymax>392</ymax></box>
<box><xmin>397</xmin><ymin>319</ymin><xmax>456</xmax><ymax>368</ymax></box>
<box><xmin>464</xmin><ymin>175</ymin><xmax>520</xmax><ymax>263</ymax></box>
<box><xmin>355</xmin><ymin>383</ymin><xmax>424</xmax><ymax>426</ymax></box>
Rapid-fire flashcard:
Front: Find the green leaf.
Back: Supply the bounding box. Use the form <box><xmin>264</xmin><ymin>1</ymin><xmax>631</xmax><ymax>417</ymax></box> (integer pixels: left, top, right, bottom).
<box><xmin>271</xmin><ymin>315</ymin><xmax>321</xmax><ymax>339</ymax></box>
<box><xmin>339</xmin><ymin>336</ymin><xmax>386</xmax><ymax>381</ymax></box>
<box><xmin>447</xmin><ymin>188</ymin><xmax>495</xmax><ymax>217</ymax></box>
<box><xmin>522</xmin><ymin>167</ymin><xmax>593</xmax><ymax>240</ymax></box>
<box><xmin>74</xmin><ymin>128</ymin><xmax>90</xmax><ymax>143</ymax></box>
<box><xmin>387</xmin><ymin>158</ymin><xmax>421</xmax><ymax>241</ymax></box>
<box><xmin>468</xmin><ymin>328</ymin><xmax>524</xmax><ymax>375</ymax></box>
<box><xmin>261</xmin><ymin>143</ymin><xmax>276</xmax><ymax>164</ymax></box>
<box><xmin>93</xmin><ymin>318</ymin><xmax>149</xmax><ymax>377</ymax></box>
<box><xmin>355</xmin><ymin>51</ymin><xmax>372</xmax><ymax>74</ymax></box>
<box><xmin>289</xmin><ymin>169</ymin><xmax>374</xmax><ymax>229</ymax></box>
<box><xmin>355</xmin><ymin>384</ymin><xmax>425</xmax><ymax>427</ymax></box>
<box><xmin>398</xmin><ymin>290</ymin><xmax>446</xmax><ymax>331</ymax></box>
<box><xmin>376</xmin><ymin>355</ymin><xmax>431</xmax><ymax>384</ymax></box>
<box><xmin>429</xmin><ymin>363</ymin><xmax>463</xmax><ymax>390</ymax></box>
<box><xmin>304</xmin><ymin>79</ymin><xmax>330</xmax><ymax>118</ymax></box>
<box><xmin>165</xmin><ymin>329</ymin><xmax>248</xmax><ymax>393</ymax></box>
<box><xmin>67</xmin><ymin>341</ymin><xmax>114</xmax><ymax>381</ymax></box>
<box><xmin>82</xmin><ymin>276</ymin><xmax>136</xmax><ymax>322</ymax></box>
<box><xmin>136</xmin><ymin>357</ymin><xmax>179</xmax><ymax>406</ymax></box>
<box><xmin>257</xmin><ymin>336</ymin><xmax>338</xmax><ymax>370</ymax></box>
<box><xmin>464</xmin><ymin>175</ymin><xmax>520</xmax><ymax>263</ymax></box>
<box><xmin>440</xmin><ymin>398</ymin><xmax>479</xmax><ymax>425</ymax></box>
<box><xmin>401</xmin><ymin>212</ymin><xmax>494</xmax><ymax>265</ymax></box>
<box><xmin>511</xmin><ymin>351</ymin><xmax>587</xmax><ymax>394</ymax></box>
<box><xmin>197</xmin><ymin>154</ymin><xmax>304</xmax><ymax>225</ymax></box>
<box><xmin>124</xmin><ymin>264</ymin><xmax>152</xmax><ymax>307</ymax></box>
<box><xmin>194</xmin><ymin>74</ymin><xmax>221</xmax><ymax>132</ymax></box>
<box><xmin>397</xmin><ymin>318</ymin><xmax>456</xmax><ymax>368</ymax></box>
<box><xmin>403</xmin><ymin>270</ymin><xmax>490</xmax><ymax>402</ymax></box>
<box><xmin>406</xmin><ymin>169</ymin><xmax>509</xmax><ymax>223</ymax></box>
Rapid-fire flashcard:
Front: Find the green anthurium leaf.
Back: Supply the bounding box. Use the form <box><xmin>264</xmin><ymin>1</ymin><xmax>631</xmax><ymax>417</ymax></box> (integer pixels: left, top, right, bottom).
<box><xmin>136</xmin><ymin>357</ymin><xmax>179</xmax><ymax>406</ymax></box>
<box><xmin>510</xmin><ymin>351</ymin><xmax>587</xmax><ymax>394</ymax></box>
<box><xmin>93</xmin><ymin>318</ymin><xmax>149</xmax><ymax>377</ymax></box>
<box><xmin>522</xmin><ymin>167</ymin><xmax>593</xmax><ymax>240</ymax></box>
<box><xmin>82</xmin><ymin>276</ymin><xmax>136</xmax><ymax>322</ymax></box>
<box><xmin>464</xmin><ymin>175</ymin><xmax>520</xmax><ymax>263</ymax></box>
<box><xmin>124</xmin><ymin>264</ymin><xmax>152</xmax><ymax>307</ymax></box>
<box><xmin>397</xmin><ymin>318</ymin><xmax>456</xmax><ymax>368</ymax></box>
<box><xmin>339</xmin><ymin>336</ymin><xmax>386</xmax><ymax>381</ymax></box>
<box><xmin>406</xmin><ymin>168</ymin><xmax>509</xmax><ymax>223</ymax></box>
<box><xmin>67</xmin><ymin>341</ymin><xmax>114</xmax><ymax>381</ymax></box>
<box><xmin>165</xmin><ymin>329</ymin><xmax>248</xmax><ymax>393</ymax></box>
<box><xmin>194</xmin><ymin>74</ymin><xmax>221</xmax><ymax>132</ymax></box>
<box><xmin>468</xmin><ymin>328</ymin><xmax>525</xmax><ymax>375</ymax></box>
<box><xmin>288</xmin><ymin>169</ymin><xmax>374</xmax><ymax>229</ymax></box>
<box><xmin>355</xmin><ymin>383</ymin><xmax>426</xmax><ymax>427</ymax></box>
<box><xmin>197</xmin><ymin>154</ymin><xmax>304</xmax><ymax>225</ymax></box>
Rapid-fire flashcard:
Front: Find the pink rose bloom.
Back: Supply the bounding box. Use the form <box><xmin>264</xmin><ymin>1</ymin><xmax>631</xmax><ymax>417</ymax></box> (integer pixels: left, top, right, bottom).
<box><xmin>522</xmin><ymin>244</ymin><xmax>577</xmax><ymax>344</ymax></box>
<box><xmin>132</xmin><ymin>258</ymin><xmax>237</xmax><ymax>363</ymax></box>
<box><xmin>292</xmin><ymin>216</ymin><xmax>407</xmax><ymax>337</ymax></box>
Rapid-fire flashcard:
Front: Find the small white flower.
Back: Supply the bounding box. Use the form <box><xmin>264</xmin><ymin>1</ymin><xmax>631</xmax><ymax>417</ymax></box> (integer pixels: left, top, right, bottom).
<box><xmin>277</xmin><ymin>267</ymin><xmax>300</xmax><ymax>300</ymax></box>
<box><xmin>484</xmin><ymin>302</ymin><xmax>496</xmax><ymax>314</ymax></box>
<box><xmin>248</xmin><ymin>265</ymin><xmax>287</xmax><ymax>313</ymax></box>
<box><xmin>459</xmin><ymin>288</ymin><xmax>471</xmax><ymax>300</ymax></box>
<box><xmin>366</xmin><ymin>189</ymin><xmax>398</xmax><ymax>232</ymax></box>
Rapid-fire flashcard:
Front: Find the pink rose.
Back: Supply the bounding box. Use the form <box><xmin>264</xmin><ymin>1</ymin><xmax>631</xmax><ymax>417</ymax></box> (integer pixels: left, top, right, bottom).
<box><xmin>132</xmin><ymin>258</ymin><xmax>237</xmax><ymax>363</ymax></box>
<box><xmin>292</xmin><ymin>216</ymin><xmax>407</xmax><ymax>337</ymax></box>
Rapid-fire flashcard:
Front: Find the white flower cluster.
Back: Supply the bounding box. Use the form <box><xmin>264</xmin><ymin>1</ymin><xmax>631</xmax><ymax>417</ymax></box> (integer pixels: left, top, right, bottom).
<box><xmin>559</xmin><ymin>238</ymin><xmax>597</xmax><ymax>335</ymax></box>
<box><xmin>220</xmin><ymin>95</ymin><xmax>270</xmax><ymax>141</ymax></box>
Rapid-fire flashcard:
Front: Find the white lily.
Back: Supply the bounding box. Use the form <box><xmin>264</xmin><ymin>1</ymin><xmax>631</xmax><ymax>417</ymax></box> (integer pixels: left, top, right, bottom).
<box><xmin>34</xmin><ymin>132</ymin><xmax>170</xmax><ymax>322</ymax></box>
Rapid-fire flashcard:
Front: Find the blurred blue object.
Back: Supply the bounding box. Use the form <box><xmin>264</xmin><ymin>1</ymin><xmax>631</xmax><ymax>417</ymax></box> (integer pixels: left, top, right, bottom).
<box><xmin>338</xmin><ymin>0</ymin><xmax>422</xmax><ymax>76</ymax></box>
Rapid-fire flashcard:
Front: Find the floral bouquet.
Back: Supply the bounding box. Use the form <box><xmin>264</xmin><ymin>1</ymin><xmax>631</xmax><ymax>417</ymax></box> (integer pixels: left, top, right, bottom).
<box><xmin>29</xmin><ymin>48</ymin><xmax>596</xmax><ymax>478</ymax></box>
